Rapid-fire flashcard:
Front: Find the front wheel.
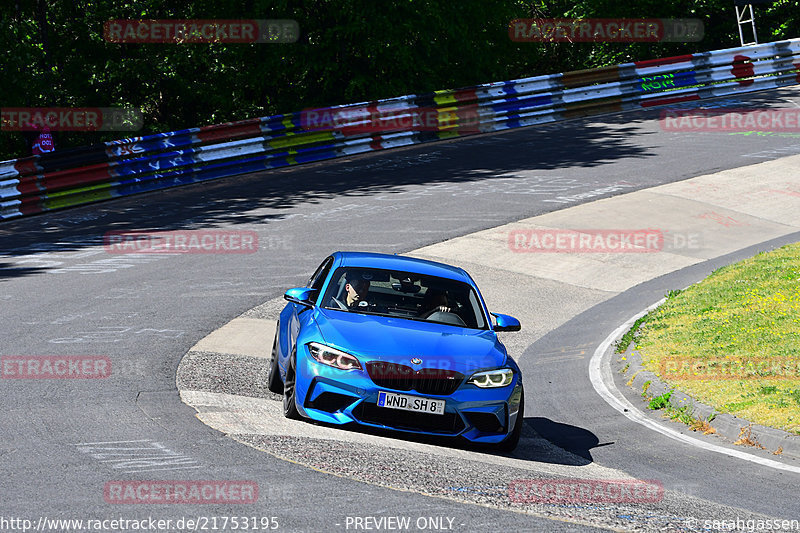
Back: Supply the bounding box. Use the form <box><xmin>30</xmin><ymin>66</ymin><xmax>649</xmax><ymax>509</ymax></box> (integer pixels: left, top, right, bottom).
<box><xmin>282</xmin><ymin>348</ymin><xmax>300</xmax><ymax>419</ymax></box>
<box><xmin>497</xmin><ymin>384</ymin><xmax>524</xmax><ymax>452</ymax></box>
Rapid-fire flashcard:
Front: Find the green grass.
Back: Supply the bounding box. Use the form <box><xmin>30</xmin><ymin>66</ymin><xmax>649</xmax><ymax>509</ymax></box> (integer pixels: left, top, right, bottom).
<box><xmin>648</xmin><ymin>390</ymin><xmax>672</xmax><ymax>410</ymax></box>
<box><xmin>633</xmin><ymin>242</ymin><xmax>800</xmax><ymax>436</ymax></box>
<box><xmin>645</xmin><ymin>389</ymin><xmax>717</xmax><ymax>434</ymax></box>
<box><xmin>615</xmin><ymin>314</ymin><xmax>652</xmax><ymax>354</ymax></box>
<box><xmin>616</xmin><ymin>290</ymin><xmax>682</xmax><ymax>354</ymax></box>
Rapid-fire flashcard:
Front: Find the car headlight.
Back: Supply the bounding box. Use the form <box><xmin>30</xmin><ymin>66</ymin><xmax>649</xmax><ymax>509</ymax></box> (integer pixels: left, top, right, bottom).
<box><xmin>467</xmin><ymin>368</ymin><xmax>514</xmax><ymax>388</ymax></box>
<box><xmin>307</xmin><ymin>342</ymin><xmax>362</xmax><ymax>371</ymax></box>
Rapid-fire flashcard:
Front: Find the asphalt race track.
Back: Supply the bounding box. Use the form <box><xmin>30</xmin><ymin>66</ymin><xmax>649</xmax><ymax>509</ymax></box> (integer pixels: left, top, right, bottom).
<box><xmin>2</xmin><ymin>88</ymin><xmax>800</xmax><ymax>532</ymax></box>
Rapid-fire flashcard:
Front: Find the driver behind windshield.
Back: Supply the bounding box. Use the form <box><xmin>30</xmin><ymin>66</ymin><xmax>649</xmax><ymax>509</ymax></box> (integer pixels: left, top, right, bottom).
<box><xmin>331</xmin><ymin>273</ymin><xmax>370</xmax><ymax>310</ymax></box>
<box><xmin>419</xmin><ymin>288</ymin><xmax>451</xmax><ymax>317</ymax></box>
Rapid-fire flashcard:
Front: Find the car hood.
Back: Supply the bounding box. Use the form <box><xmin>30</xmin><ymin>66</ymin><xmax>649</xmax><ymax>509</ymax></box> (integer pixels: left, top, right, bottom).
<box><xmin>312</xmin><ymin>308</ymin><xmax>507</xmax><ymax>372</ymax></box>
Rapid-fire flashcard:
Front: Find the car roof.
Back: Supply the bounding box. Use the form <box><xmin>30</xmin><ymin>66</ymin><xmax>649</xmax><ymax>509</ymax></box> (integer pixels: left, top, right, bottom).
<box><xmin>333</xmin><ymin>251</ymin><xmax>472</xmax><ymax>283</ymax></box>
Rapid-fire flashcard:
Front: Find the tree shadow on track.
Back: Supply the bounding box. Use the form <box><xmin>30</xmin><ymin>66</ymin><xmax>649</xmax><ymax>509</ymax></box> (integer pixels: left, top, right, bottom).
<box><xmin>0</xmin><ymin>262</ymin><xmax>50</xmax><ymax>281</ymax></box>
<box><xmin>0</xmin><ymin>113</ymin><xmax>657</xmax><ymax>267</ymax></box>
<box><xmin>4</xmin><ymin>86</ymin><xmax>798</xmax><ymax>278</ymax></box>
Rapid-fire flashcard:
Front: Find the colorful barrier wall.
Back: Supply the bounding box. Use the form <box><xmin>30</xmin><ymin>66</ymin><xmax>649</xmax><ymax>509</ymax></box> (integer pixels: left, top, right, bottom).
<box><xmin>1</xmin><ymin>39</ymin><xmax>799</xmax><ymax>220</ymax></box>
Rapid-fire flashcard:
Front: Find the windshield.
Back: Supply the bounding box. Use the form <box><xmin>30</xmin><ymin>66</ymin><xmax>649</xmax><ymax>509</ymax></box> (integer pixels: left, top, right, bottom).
<box><xmin>321</xmin><ymin>267</ymin><xmax>488</xmax><ymax>330</ymax></box>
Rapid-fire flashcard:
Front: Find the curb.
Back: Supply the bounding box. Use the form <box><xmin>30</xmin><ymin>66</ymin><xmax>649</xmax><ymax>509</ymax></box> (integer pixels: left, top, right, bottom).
<box><xmin>615</xmin><ymin>340</ymin><xmax>800</xmax><ymax>460</ymax></box>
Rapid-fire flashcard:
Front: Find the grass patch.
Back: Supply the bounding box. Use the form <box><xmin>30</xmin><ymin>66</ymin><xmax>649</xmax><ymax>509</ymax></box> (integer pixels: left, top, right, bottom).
<box><xmin>615</xmin><ymin>290</ymin><xmax>682</xmax><ymax>354</ymax></box>
<box><xmin>637</xmin><ymin>242</ymin><xmax>800</xmax><ymax>435</ymax></box>
<box><xmin>615</xmin><ymin>314</ymin><xmax>650</xmax><ymax>354</ymax></box>
<box><xmin>648</xmin><ymin>389</ymin><xmax>671</xmax><ymax>409</ymax></box>
<box><xmin>645</xmin><ymin>389</ymin><xmax>717</xmax><ymax>435</ymax></box>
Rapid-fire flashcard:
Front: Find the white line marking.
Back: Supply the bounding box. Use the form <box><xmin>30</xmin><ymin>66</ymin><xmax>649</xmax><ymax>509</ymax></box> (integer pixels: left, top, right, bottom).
<box><xmin>74</xmin><ymin>439</ymin><xmax>151</xmax><ymax>445</ymax></box>
<box><xmin>589</xmin><ymin>300</ymin><xmax>800</xmax><ymax>475</ymax></box>
<box><xmin>99</xmin><ymin>455</ymin><xmax>183</xmax><ymax>461</ymax></box>
<box><xmin>121</xmin><ymin>465</ymin><xmax>204</xmax><ymax>473</ymax></box>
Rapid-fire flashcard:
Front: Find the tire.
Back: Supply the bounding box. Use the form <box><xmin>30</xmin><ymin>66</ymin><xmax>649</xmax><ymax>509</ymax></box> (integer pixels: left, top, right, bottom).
<box><xmin>267</xmin><ymin>328</ymin><xmax>283</xmax><ymax>395</ymax></box>
<box><xmin>497</xmin><ymin>384</ymin><xmax>524</xmax><ymax>452</ymax></box>
<box><xmin>282</xmin><ymin>348</ymin><xmax>300</xmax><ymax>419</ymax></box>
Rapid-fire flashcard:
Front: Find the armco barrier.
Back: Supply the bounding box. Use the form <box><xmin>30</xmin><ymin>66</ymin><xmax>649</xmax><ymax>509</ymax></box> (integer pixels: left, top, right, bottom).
<box><xmin>2</xmin><ymin>39</ymin><xmax>799</xmax><ymax>220</ymax></box>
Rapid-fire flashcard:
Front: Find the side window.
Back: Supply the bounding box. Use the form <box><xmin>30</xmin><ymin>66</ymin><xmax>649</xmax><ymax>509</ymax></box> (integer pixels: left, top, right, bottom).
<box><xmin>307</xmin><ymin>256</ymin><xmax>334</xmax><ymax>292</ymax></box>
<box><xmin>467</xmin><ymin>290</ymin><xmax>487</xmax><ymax>329</ymax></box>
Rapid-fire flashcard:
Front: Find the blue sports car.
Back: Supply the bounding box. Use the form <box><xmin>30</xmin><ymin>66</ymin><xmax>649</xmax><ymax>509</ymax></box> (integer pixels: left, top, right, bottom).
<box><xmin>268</xmin><ymin>251</ymin><xmax>524</xmax><ymax>451</ymax></box>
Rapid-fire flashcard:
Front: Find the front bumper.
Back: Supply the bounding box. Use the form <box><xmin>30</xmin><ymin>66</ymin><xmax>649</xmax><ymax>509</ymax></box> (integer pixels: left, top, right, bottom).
<box><xmin>294</xmin><ymin>358</ymin><xmax>523</xmax><ymax>444</ymax></box>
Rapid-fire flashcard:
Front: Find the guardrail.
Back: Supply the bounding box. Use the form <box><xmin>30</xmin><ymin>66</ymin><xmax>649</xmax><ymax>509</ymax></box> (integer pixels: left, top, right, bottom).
<box><xmin>2</xmin><ymin>39</ymin><xmax>799</xmax><ymax>220</ymax></box>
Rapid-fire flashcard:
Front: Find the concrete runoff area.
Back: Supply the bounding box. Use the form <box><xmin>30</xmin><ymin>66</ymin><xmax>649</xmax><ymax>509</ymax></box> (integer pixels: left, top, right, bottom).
<box><xmin>191</xmin><ymin>317</ymin><xmax>273</xmax><ymax>358</ymax></box>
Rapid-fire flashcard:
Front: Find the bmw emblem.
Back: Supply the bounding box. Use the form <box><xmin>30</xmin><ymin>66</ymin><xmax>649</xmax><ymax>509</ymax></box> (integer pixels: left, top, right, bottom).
<box><xmin>411</xmin><ymin>358</ymin><xmax>422</xmax><ymax>365</ymax></box>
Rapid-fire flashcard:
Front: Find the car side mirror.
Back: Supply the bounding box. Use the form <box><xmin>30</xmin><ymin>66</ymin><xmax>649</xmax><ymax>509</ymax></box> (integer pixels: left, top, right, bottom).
<box><xmin>284</xmin><ymin>287</ymin><xmax>316</xmax><ymax>307</ymax></box>
<box><xmin>492</xmin><ymin>313</ymin><xmax>521</xmax><ymax>332</ymax></box>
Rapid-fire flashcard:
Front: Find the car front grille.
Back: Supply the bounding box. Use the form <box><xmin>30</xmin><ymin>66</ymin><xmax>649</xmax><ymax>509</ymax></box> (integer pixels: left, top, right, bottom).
<box><xmin>353</xmin><ymin>402</ymin><xmax>464</xmax><ymax>434</ymax></box>
<box><xmin>365</xmin><ymin>362</ymin><xmax>464</xmax><ymax>396</ymax></box>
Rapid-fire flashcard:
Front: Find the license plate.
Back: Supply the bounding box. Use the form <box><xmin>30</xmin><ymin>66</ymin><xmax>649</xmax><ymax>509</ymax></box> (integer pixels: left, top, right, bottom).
<box><xmin>377</xmin><ymin>391</ymin><xmax>445</xmax><ymax>415</ymax></box>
